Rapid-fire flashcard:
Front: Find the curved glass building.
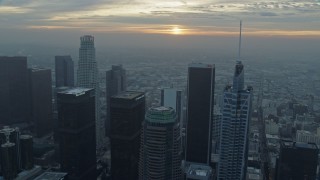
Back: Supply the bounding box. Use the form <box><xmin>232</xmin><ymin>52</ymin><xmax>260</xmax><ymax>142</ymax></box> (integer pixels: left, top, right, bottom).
<box><xmin>139</xmin><ymin>106</ymin><xmax>182</xmax><ymax>180</ymax></box>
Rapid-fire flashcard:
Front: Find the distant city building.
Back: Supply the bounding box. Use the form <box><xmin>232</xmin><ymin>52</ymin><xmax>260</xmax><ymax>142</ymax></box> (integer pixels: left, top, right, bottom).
<box><xmin>139</xmin><ymin>106</ymin><xmax>182</xmax><ymax>180</ymax></box>
<box><xmin>160</xmin><ymin>88</ymin><xmax>184</xmax><ymax>155</ymax></box>
<box><xmin>106</xmin><ymin>65</ymin><xmax>126</xmax><ymax>136</ymax></box>
<box><xmin>212</xmin><ymin>107</ymin><xmax>222</xmax><ymax>154</ymax></box>
<box><xmin>296</xmin><ymin>130</ymin><xmax>320</xmax><ymax>146</ymax></box>
<box><xmin>28</xmin><ymin>68</ymin><xmax>53</xmax><ymax>137</ymax></box>
<box><xmin>55</xmin><ymin>55</ymin><xmax>74</xmax><ymax>87</ymax></box>
<box><xmin>160</xmin><ymin>88</ymin><xmax>182</xmax><ymax>122</ymax></box>
<box><xmin>0</xmin><ymin>56</ymin><xmax>29</xmax><ymax>125</ymax></box>
<box><xmin>110</xmin><ymin>91</ymin><xmax>145</xmax><ymax>180</ymax></box>
<box><xmin>185</xmin><ymin>63</ymin><xmax>215</xmax><ymax>165</ymax></box>
<box><xmin>76</xmin><ymin>35</ymin><xmax>103</xmax><ymax>149</ymax></box>
<box><xmin>275</xmin><ymin>140</ymin><xmax>318</xmax><ymax>180</ymax></box>
<box><xmin>265</xmin><ymin>119</ymin><xmax>279</xmax><ymax>135</ymax></box>
<box><xmin>218</xmin><ymin>61</ymin><xmax>253</xmax><ymax>180</ymax></box>
<box><xmin>57</xmin><ymin>88</ymin><xmax>96</xmax><ymax>180</ymax></box>
<box><xmin>292</xmin><ymin>103</ymin><xmax>308</xmax><ymax>118</ymax></box>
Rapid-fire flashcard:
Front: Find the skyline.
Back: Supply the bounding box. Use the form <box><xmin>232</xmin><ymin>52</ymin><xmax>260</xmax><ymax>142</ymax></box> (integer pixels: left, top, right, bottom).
<box><xmin>0</xmin><ymin>0</ymin><xmax>320</xmax><ymax>37</ymax></box>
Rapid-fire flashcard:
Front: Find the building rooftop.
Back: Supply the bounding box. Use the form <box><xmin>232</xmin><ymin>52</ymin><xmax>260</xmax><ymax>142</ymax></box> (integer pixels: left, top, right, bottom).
<box><xmin>30</xmin><ymin>68</ymin><xmax>50</xmax><ymax>72</ymax></box>
<box><xmin>112</xmin><ymin>91</ymin><xmax>144</xmax><ymax>100</ymax></box>
<box><xmin>59</xmin><ymin>87</ymin><xmax>93</xmax><ymax>96</ymax></box>
<box><xmin>186</xmin><ymin>163</ymin><xmax>212</xmax><ymax>179</ymax></box>
<box><xmin>281</xmin><ymin>140</ymin><xmax>318</xmax><ymax>150</ymax></box>
<box><xmin>189</xmin><ymin>63</ymin><xmax>214</xmax><ymax>68</ymax></box>
<box><xmin>34</xmin><ymin>172</ymin><xmax>67</xmax><ymax>180</ymax></box>
<box><xmin>145</xmin><ymin>106</ymin><xmax>176</xmax><ymax>124</ymax></box>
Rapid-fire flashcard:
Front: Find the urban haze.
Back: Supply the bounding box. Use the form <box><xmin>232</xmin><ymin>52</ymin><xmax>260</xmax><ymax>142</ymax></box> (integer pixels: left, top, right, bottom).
<box><xmin>0</xmin><ymin>0</ymin><xmax>320</xmax><ymax>180</ymax></box>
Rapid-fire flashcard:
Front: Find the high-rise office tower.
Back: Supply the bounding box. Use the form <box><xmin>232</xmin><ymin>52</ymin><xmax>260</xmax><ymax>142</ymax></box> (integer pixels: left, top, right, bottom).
<box><xmin>160</xmin><ymin>88</ymin><xmax>182</xmax><ymax>123</ymax></box>
<box><xmin>106</xmin><ymin>65</ymin><xmax>126</xmax><ymax>136</ymax></box>
<box><xmin>110</xmin><ymin>91</ymin><xmax>145</xmax><ymax>180</ymax></box>
<box><xmin>1</xmin><ymin>142</ymin><xmax>17</xmax><ymax>180</ymax></box>
<box><xmin>160</xmin><ymin>88</ymin><xmax>184</xmax><ymax>157</ymax></box>
<box><xmin>77</xmin><ymin>35</ymin><xmax>103</xmax><ymax>149</ymax></box>
<box><xmin>28</xmin><ymin>68</ymin><xmax>53</xmax><ymax>137</ymax></box>
<box><xmin>217</xmin><ymin>22</ymin><xmax>254</xmax><ymax>180</ymax></box>
<box><xmin>0</xmin><ymin>126</ymin><xmax>21</xmax><ymax>175</ymax></box>
<box><xmin>19</xmin><ymin>135</ymin><xmax>33</xmax><ymax>170</ymax></box>
<box><xmin>0</xmin><ymin>56</ymin><xmax>29</xmax><ymax>125</ymax></box>
<box><xmin>217</xmin><ymin>62</ymin><xmax>253</xmax><ymax>180</ymax></box>
<box><xmin>212</xmin><ymin>107</ymin><xmax>222</xmax><ymax>154</ymax></box>
<box><xmin>55</xmin><ymin>55</ymin><xmax>74</xmax><ymax>87</ymax></box>
<box><xmin>275</xmin><ymin>140</ymin><xmax>318</xmax><ymax>180</ymax></box>
<box><xmin>139</xmin><ymin>106</ymin><xmax>182</xmax><ymax>180</ymax></box>
<box><xmin>57</xmin><ymin>88</ymin><xmax>96</xmax><ymax>180</ymax></box>
<box><xmin>186</xmin><ymin>63</ymin><xmax>215</xmax><ymax>165</ymax></box>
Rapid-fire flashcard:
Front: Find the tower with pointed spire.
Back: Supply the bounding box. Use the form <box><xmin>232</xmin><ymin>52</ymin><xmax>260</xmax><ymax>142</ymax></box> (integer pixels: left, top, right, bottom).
<box><xmin>217</xmin><ymin>21</ymin><xmax>253</xmax><ymax>180</ymax></box>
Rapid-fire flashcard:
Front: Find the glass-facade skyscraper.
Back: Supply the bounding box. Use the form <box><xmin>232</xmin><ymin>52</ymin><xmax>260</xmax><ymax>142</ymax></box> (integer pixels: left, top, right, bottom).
<box><xmin>139</xmin><ymin>106</ymin><xmax>182</xmax><ymax>180</ymax></box>
<box><xmin>55</xmin><ymin>55</ymin><xmax>74</xmax><ymax>87</ymax></box>
<box><xmin>217</xmin><ymin>61</ymin><xmax>253</xmax><ymax>180</ymax></box>
<box><xmin>0</xmin><ymin>56</ymin><xmax>29</xmax><ymax>125</ymax></box>
<box><xmin>185</xmin><ymin>63</ymin><xmax>215</xmax><ymax>165</ymax></box>
<box><xmin>77</xmin><ymin>35</ymin><xmax>103</xmax><ymax>149</ymax></box>
<box><xmin>106</xmin><ymin>65</ymin><xmax>126</xmax><ymax>136</ymax></box>
<box><xmin>110</xmin><ymin>91</ymin><xmax>145</xmax><ymax>180</ymax></box>
<box><xmin>57</xmin><ymin>88</ymin><xmax>96</xmax><ymax>180</ymax></box>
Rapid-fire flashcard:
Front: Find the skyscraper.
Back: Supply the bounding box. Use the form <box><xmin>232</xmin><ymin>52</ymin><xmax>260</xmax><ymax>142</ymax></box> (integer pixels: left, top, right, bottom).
<box><xmin>217</xmin><ymin>61</ymin><xmax>253</xmax><ymax>180</ymax></box>
<box><xmin>0</xmin><ymin>56</ymin><xmax>29</xmax><ymax>125</ymax></box>
<box><xmin>55</xmin><ymin>55</ymin><xmax>74</xmax><ymax>87</ymax></box>
<box><xmin>0</xmin><ymin>126</ymin><xmax>21</xmax><ymax>177</ymax></box>
<box><xmin>106</xmin><ymin>64</ymin><xmax>126</xmax><ymax>136</ymax></box>
<box><xmin>110</xmin><ymin>91</ymin><xmax>145</xmax><ymax>180</ymax></box>
<box><xmin>77</xmin><ymin>35</ymin><xmax>103</xmax><ymax>149</ymax></box>
<box><xmin>57</xmin><ymin>88</ymin><xmax>96</xmax><ymax>180</ymax></box>
<box><xmin>275</xmin><ymin>140</ymin><xmax>318</xmax><ymax>180</ymax></box>
<box><xmin>160</xmin><ymin>88</ymin><xmax>182</xmax><ymax>124</ymax></box>
<box><xmin>139</xmin><ymin>106</ymin><xmax>182</xmax><ymax>180</ymax></box>
<box><xmin>28</xmin><ymin>68</ymin><xmax>53</xmax><ymax>137</ymax></box>
<box><xmin>186</xmin><ymin>63</ymin><xmax>215</xmax><ymax>165</ymax></box>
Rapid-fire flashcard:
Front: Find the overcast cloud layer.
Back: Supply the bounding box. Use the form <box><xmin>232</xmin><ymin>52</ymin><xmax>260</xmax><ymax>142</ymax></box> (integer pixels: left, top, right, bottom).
<box><xmin>0</xmin><ymin>0</ymin><xmax>320</xmax><ymax>36</ymax></box>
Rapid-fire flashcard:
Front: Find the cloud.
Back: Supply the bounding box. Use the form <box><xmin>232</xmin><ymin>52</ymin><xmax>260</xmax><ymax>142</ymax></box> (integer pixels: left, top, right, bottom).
<box><xmin>259</xmin><ymin>12</ymin><xmax>278</xmax><ymax>16</ymax></box>
<box><xmin>0</xmin><ymin>0</ymin><xmax>319</xmax><ymax>36</ymax></box>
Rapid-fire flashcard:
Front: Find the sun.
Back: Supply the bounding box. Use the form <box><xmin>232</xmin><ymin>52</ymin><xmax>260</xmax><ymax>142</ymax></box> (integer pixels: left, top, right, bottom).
<box><xmin>171</xmin><ymin>27</ymin><xmax>182</xmax><ymax>35</ymax></box>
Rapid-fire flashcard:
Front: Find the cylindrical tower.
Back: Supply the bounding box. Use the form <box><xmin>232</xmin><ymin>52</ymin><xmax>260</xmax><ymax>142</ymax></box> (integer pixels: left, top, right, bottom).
<box><xmin>139</xmin><ymin>106</ymin><xmax>182</xmax><ymax>180</ymax></box>
<box><xmin>20</xmin><ymin>135</ymin><xmax>34</xmax><ymax>170</ymax></box>
<box><xmin>1</xmin><ymin>142</ymin><xmax>17</xmax><ymax>180</ymax></box>
<box><xmin>0</xmin><ymin>126</ymin><xmax>21</xmax><ymax>172</ymax></box>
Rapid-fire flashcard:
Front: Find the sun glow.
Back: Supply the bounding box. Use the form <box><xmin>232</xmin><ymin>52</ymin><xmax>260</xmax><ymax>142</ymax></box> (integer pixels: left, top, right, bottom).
<box><xmin>171</xmin><ymin>27</ymin><xmax>182</xmax><ymax>35</ymax></box>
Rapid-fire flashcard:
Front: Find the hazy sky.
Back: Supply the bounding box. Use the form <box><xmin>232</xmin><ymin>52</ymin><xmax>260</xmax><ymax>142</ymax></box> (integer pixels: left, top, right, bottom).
<box><xmin>0</xmin><ymin>0</ymin><xmax>320</xmax><ymax>36</ymax></box>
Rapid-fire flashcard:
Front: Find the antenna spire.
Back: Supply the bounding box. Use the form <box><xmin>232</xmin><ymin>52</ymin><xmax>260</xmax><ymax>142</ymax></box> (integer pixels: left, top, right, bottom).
<box><xmin>238</xmin><ymin>20</ymin><xmax>242</xmax><ymax>63</ymax></box>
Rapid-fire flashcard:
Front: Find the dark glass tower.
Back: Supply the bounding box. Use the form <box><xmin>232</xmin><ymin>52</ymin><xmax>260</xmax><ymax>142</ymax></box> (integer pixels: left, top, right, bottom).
<box><xmin>57</xmin><ymin>88</ymin><xmax>96</xmax><ymax>180</ymax></box>
<box><xmin>106</xmin><ymin>65</ymin><xmax>126</xmax><ymax>136</ymax></box>
<box><xmin>1</xmin><ymin>142</ymin><xmax>17</xmax><ymax>180</ymax></box>
<box><xmin>110</xmin><ymin>91</ymin><xmax>145</xmax><ymax>180</ymax></box>
<box><xmin>0</xmin><ymin>126</ymin><xmax>21</xmax><ymax>176</ymax></box>
<box><xmin>55</xmin><ymin>55</ymin><xmax>74</xmax><ymax>87</ymax></box>
<box><xmin>276</xmin><ymin>140</ymin><xmax>319</xmax><ymax>180</ymax></box>
<box><xmin>0</xmin><ymin>56</ymin><xmax>29</xmax><ymax>125</ymax></box>
<box><xmin>186</xmin><ymin>63</ymin><xmax>215</xmax><ymax>165</ymax></box>
<box><xmin>19</xmin><ymin>135</ymin><xmax>33</xmax><ymax>170</ymax></box>
<box><xmin>139</xmin><ymin>106</ymin><xmax>182</xmax><ymax>180</ymax></box>
<box><xmin>28</xmin><ymin>68</ymin><xmax>53</xmax><ymax>137</ymax></box>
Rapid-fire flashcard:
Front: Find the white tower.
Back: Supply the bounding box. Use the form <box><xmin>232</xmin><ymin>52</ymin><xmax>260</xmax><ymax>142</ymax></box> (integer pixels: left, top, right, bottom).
<box><xmin>77</xmin><ymin>35</ymin><xmax>104</xmax><ymax>150</ymax></box>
